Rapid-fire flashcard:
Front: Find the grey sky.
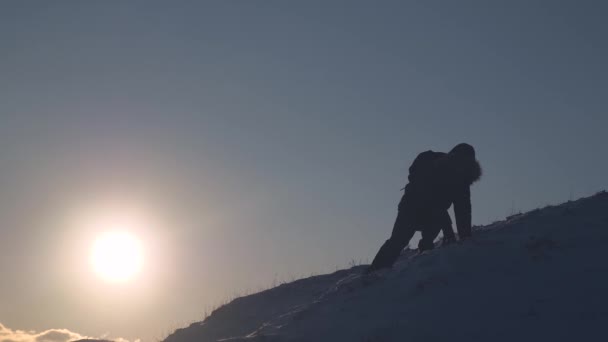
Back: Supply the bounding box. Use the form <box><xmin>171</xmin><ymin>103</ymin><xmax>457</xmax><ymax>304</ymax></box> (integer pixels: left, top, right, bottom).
<box><xmin>1</xmin><ymin>1</ymin><xmax>607</xmax><ymax>341</ymax></box>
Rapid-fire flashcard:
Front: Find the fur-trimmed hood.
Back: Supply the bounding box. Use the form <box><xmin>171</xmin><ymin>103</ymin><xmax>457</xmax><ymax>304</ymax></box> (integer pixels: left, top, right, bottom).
<box><xmin>467</xmin><ymin>159</ymin><xmax>483</xmax><ymax>184</ymax></box>
<box><xmin>448</xmin><ymin>143</ymin><xmax>482</xmax><ymax>185</ymax></box>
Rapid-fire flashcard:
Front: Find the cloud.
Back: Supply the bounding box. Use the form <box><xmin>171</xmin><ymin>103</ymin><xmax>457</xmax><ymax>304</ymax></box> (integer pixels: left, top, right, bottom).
<box><xmin>0</xmin><ymin>323</ymin><xmax>86</xmax><ymax>342</ymax></box>
<box><xmin>0</xmin><ymin>323</ymin><xmax>135</xmax><ymax>342</ymax></box>
<box><xmin>35</xmin><ymin>330</ymin><xmax>82</xmax><ymax>342</ymax></box>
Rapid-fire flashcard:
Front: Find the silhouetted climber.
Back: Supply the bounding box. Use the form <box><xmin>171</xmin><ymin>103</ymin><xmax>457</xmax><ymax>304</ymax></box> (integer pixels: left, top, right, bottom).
<box><xmin>367</xmin><ymin>143</ymin><xmax>482</xmax><ymax>272</ymax></box>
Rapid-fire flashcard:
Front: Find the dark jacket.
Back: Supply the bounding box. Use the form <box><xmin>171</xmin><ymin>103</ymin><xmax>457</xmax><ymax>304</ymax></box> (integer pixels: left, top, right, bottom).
<box><xmin>406</xmin><ymin>150</ymin><xmax>482</xmax><ymax>237</ymax></box>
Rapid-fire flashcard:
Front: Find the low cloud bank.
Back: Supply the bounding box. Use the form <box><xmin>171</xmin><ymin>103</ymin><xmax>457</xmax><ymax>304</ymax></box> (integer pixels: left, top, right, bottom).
<box><xmin>0</xmin><ymin>323</ymin><xmax>134</xmax><ymax>342</ymax></box>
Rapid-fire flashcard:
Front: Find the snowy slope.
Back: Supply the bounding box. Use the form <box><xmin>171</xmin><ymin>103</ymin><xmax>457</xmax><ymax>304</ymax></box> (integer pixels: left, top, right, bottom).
<box><xmin>164</xmin><ymin>191</ymin><xmax>608</xmax><ymax>342</ymax></box>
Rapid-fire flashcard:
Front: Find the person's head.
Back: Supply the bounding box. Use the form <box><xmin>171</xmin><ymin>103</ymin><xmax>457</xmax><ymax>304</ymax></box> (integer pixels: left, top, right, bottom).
<box><xmin>448</xmin><ymin>143</ymin><xmax>482</xmax><ymax>184</ymax></box>
<box><xmin>449</xmin><ymin>143</ymin><xmax>476</xmax><ymax>161</ymax></box>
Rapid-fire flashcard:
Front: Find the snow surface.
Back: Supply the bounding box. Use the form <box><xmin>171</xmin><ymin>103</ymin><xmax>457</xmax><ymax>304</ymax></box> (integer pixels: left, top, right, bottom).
<box><xmin>164</xmin><ymin>191</ymin><xmax>608</xmax><ymax>342</ymax></box>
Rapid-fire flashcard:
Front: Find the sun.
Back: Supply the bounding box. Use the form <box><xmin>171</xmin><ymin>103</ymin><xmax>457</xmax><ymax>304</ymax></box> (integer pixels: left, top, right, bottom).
<box><xmin>90</xmin><ymin>231</ymin><xmax>143</xmax><ymax>283</ymax></box>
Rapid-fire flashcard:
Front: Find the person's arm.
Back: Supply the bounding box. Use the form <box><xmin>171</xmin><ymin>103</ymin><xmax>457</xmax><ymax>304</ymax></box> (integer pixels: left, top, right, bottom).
<box><xmin>453</xmin><ymin>185</ymin><xmax>472</xmax><ymax>239</ymax></box>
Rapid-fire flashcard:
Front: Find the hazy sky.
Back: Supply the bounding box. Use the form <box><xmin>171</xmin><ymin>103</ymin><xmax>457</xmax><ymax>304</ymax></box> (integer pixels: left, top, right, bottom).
<box><xmin>1</xmin><ymin>1</ymin><xmax>607</xmax><ymax>341</ymax></box>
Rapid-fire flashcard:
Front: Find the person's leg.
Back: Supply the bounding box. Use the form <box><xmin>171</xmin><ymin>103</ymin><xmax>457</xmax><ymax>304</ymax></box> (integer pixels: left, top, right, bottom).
<box><xmin>368</xmin><ymin>207</ymin><xmax>416</xmax><ymax>271</ymax></box>
<box><xmin>418</xmin><ymin>225</ymin><xmax>441</xmax><ymax>251</ymax></box>
<box><xmin>418</xmin><ymin>210</ymin><xmax>452</xmax><ymax>251</ymax></box>
<box><xmin>441</xmin><ymin>213</ymin><xmax>456</xmax><ymax>244</ymax></box>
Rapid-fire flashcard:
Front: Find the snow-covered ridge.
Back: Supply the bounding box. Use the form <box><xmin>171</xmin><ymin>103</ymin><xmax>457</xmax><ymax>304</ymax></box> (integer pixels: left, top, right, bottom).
<box><xmin>164</xmin><ymin>191</ymin><xmax>608</xmax><ymax>342</ymax></box>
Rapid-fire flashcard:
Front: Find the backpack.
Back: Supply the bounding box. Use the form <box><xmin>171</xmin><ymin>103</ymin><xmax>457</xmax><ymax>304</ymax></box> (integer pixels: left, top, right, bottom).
<box><xmin>407</xmin><ymin>150</ymin><xmax>446</xmax><ymax>184</ymax></box>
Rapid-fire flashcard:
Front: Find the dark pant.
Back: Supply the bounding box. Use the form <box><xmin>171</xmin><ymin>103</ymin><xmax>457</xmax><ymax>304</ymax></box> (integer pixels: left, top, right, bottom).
<box><xmin>369</xmin><ymin>188</ymin><xmax>454</xmax><ymax>271</ymax></box>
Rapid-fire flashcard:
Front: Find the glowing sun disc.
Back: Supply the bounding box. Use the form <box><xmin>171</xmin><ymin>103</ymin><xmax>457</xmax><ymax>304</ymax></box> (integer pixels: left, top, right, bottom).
<box><xmin>91</xmin><ymin>231</ymin><xmax>143</xmax><ymax>282</ymax></box>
